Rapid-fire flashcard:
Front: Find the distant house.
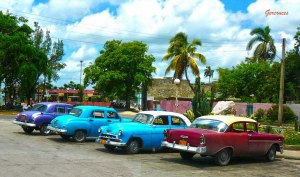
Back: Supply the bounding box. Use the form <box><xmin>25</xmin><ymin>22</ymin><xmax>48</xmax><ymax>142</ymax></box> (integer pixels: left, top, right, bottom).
<box><xmin>147</xmin><ymin>77</ymin><xmax>211</xmax><ymax>101</ymax></box>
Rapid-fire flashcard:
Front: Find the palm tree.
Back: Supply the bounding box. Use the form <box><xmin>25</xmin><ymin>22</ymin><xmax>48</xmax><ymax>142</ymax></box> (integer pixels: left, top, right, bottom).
<box><xmin>204</xmin><ymin>66</ymin><xmax>214</xmax><ymax>84</ymax></box>
<box><xmin>246</xmin><ymin>26</ymin><xmax>276</xmax><ymax>62</ymax></box>
<box><xmin>163</xmin><ymin>32</ymin><xmax>206</xmax><ymax>94</ymax></box>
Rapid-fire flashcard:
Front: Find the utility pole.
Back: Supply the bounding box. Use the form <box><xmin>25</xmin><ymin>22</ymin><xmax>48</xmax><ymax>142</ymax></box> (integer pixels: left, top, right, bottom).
<box><xmin>80</xmin><ymin>60</ymin><xmax>83</xmax><ymax>85</ymax></box>
<box><xmin>278</xmin><ymin>38</ymin><xmax>286</xmax><ymax>126</ymax></box>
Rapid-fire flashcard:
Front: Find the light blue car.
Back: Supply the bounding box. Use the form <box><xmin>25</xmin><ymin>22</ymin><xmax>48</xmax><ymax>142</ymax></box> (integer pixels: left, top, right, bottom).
<box><xmin>96</xmin><ymin>111</ymin><xmax>191</xmax><ymax>154</ymax></box>
<box><xmin>47</xmin><ymin>106</ymin><xmax>131</xmax><ymax>142</ymax></box>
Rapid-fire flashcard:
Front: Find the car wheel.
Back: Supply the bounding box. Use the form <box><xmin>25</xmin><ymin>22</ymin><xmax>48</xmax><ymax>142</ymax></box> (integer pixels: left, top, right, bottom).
<box><xmin>40</xmin><ymin>124</ymin><xmax>51</xmax><ymax>135</ymax></box>
<box><xmin>104</xmin><ymin>144</ymin><xmax>116</xmax><ymax>151</ymax></box>
<box><xmin>60</xmin><ymin>134</ymin><xmax>71</xmax><ymax>140</ymax></box>
<box><xmin>180</xmin><ymin>152</ymin><xmax>195</xmax><ymax>160</ymax></box>
<box><xmin>22</xmin><ymin>126</ymin><xmax>34</xmax><ymax>134</ymax></box>
<box><xmin>214</xmin><ymin>148</ymin><xmax>231</xmax><ymax>166</ymax></box>
<box><xmin>126</xmin><ymin>140</ymin><xmax>139</xmax><ymax>154</ymax></box>
<box><xmin>73</xmin><ymin>130</ymin><xmax>86</xmax><ymax>143</ymax></box>
<box><xmin>266</xmin><ymin>145</ymin><xmax>276</xmax><ymax>161</ymax></box>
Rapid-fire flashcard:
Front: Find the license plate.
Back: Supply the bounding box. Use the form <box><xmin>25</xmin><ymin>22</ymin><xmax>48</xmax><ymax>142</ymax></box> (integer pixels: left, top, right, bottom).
<box><xmin>100</xmin><ymin>139</ymin><xmax>106</xmax><ymax>144</ymax></box>
<box><xmin>179</xmin><ymin>139</ymin><xmax>187</xmax><ymax>146</ymax></box>
<box><xmin>21</xmin><ymin>115</ymin><xmax>26</xmax><ymax>121</ymax></box>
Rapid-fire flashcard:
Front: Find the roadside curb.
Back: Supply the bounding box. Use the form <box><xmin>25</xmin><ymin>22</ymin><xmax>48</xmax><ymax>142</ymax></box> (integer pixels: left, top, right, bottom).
<box><xmin>277</xmin><ymin>154</ymin><xmax>300</xmax><ymax>160</ymax></box>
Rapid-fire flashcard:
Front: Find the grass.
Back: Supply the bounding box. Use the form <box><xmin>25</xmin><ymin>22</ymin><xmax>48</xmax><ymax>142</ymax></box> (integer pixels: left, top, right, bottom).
<box><xmin>0</xmin><ymin>110</ymin><xmax>19</xmax><ymax>115</ymax></box>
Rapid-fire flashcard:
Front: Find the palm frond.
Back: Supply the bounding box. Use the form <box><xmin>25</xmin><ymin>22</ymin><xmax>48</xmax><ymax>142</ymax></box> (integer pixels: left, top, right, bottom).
<box><xmin>246</xmin><ymin>36</ymin><xmax>261</xmax><ymax>50</ymax></box>
<box><xmin>162</xmin><ymin>53</ymin><xmax>174</xmax><ymax>61</ymax></box>
<box><xmin>188</xmin><ymin>57</ymin><xmax>200</xmax><ymax>76</ymax></box>
<box><xmin>193</xmin><ymin>53</ymin><xmax>206</xmax><ymax>64</ymax></box>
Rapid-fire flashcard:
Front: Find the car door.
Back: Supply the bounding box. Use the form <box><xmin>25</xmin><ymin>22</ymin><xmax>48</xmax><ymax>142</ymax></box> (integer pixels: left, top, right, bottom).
<box><xmin>106</xmin><ymin>111</ymin><xmax>122</xmax><ymax>124</ymax></box>
<box><xmin>89</xmin><ymin>110</ymin><xmax>105</xmax><ymax>137</ymax></box>
<box><xmin>169</xmin><ymin>116</ymin><xmax>188</xmax><ymax>129</ymax></box>
<box><xmin>231</xmin><ymin>122</ymin><xmax>249</xmax><ymax>156</ymax></box>
<box><xmin>247</xmin><ymin>122</ymin><xmax>266</xmax><ymax>156</ymax></box>
<box><xmin>151</xmin><ymin>115</ymin><xmax>171</xmax><ymax>148</ymax></box>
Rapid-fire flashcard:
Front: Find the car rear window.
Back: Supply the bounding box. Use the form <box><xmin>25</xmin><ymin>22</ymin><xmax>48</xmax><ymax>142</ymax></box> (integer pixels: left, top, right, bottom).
<box><xmin>190</xmin><ymin>118</ymin><xmax>228</xmax><ymax>132</ymax></box>
<box><xmin>31</xmin><ymin>104</ymin><xmax>47</xmax><ymax>112</ymax></box>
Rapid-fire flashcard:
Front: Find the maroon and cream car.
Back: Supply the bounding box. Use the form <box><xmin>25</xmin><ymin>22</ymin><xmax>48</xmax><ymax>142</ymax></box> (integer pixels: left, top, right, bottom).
<box><xmin>161</xmin><ymin>115</ymin><xmax>284</xmax><ymax>166</ymax></box>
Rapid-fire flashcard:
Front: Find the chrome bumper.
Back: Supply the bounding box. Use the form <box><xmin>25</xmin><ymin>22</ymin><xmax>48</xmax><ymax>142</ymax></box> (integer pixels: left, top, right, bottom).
<box><xmin>12</xmin><ymin>120</ymin><xmax>36</xmax><ymax>127</ymax></box>
<box><xmin>96</xmin><ymin>138</ymin><xmax>127</xmax><ymax>147</ymax></box>
<box><xmin>47</xmin><ymin>126</ymin><xmax>67</xmax><ymax>133</ymax></box>
<box><xmin>161</xmin><ymin>141</ymin><xmax>207</xmax><ymax>154</ymax></box>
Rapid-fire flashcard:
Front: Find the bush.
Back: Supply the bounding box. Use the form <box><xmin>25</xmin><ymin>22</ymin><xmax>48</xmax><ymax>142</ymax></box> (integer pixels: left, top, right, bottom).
<box><xmin>266</xmin><ymin>104</ymin><xmax>297</xmax><ymax>123</ymax></box>
<box><xmin>254</xmin><ymin>108</ymin><xmax>266</xmax><ymax>121</ymax></box>
<box><xmin>184</xmin><ymin>110</ymin><xmax>195</xmax><ymax>122</ymax></box>
<box><xmin>283</xmin><ymin>129</ymin><xmax>300</xmax><ymax>145</ymax></box>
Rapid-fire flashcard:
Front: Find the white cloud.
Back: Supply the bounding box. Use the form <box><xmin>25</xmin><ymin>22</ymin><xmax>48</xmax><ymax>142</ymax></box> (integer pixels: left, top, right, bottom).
<box><xmin>2</xmin><ymin>0</ymin><xmax>299</xmax><ymax>86</ymax></box>
<box><xmin>0</xmin><ymin>0</ymin><xmax>34</xmax><ymax>12</ymax></box>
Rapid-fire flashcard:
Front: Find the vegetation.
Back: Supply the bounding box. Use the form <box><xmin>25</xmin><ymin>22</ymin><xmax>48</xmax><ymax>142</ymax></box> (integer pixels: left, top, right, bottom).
<box><xmin>191</xmin><ymin>77</ymin><xmax>211</xmax><ymax>118</ymax></box>
<box><xmin>183</xmin><ymin>110</ymin><xmax>195</xmax><ymax>122</ymax></box>
<box><xmin>216</xmin><ymin>61</ymin><xmax>280</xmax><ymax>102</ymax></box>
<box><xmin>266</xmin><ymin>104</ymin><xmax>297</xmax><ymax>124</ymax></box>
<box><xmin>84</xmin><ymin>40</ymin><xmax>155</xmax><ymax>110</ymax></box>
<box><xmin>0</xmin><ymin>12</ymin><xmax>65</xmax><ymax>106</ymax></box>
<box><xmin>246</xmin><ymin>26</ymin><xmax>276</xmax><ymax>62</ymax></box>
<box><xmin>259</xmin><ymin>126</ymin><xmax>300</xmax><ymax>145</ymax></box>
<box><xmin>163</xmin><ymin>32</ymin><xmax>206</xmax><ymax>94</ymax></box>
<box><xmin>204</xmin><ymin>66</ymin><xmax>214</xmax><ymax>84</ymax></box>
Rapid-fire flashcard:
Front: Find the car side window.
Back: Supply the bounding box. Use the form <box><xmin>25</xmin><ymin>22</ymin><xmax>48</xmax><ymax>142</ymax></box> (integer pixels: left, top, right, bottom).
<box><xmin>153</xmin><ymin>116</ymin><xmax>169</xmax><ymax>125</ymax></box>
<box><xmin>55</xmin><ymin>106</ymin><xmax>66</xmax><ymax>113</ymax></box>
<box><xmin>232</xmin><ymin>122</ymin><xmax>245</xmax><ymax>133</ymax></box>
<box><xmin>92</xmin><ymin>111</ymin><xmax>104</xmax><ymax>118</ymax></box>
<box><xmin>107</xmin><ymin>111</ymin><xmax>119</xmax><ymax>119</ymax></box>
<box><xmin>246</xmin><ymin>122</ymin><xmax>256</xmax><ymax>133</ymax></box>
<box><xmin>67</xmin><ymin>107</ymin><xmax>73</xmax><ymax>113</ymax></box>
<box><xmin>171</xmin><ymin>116</ymin><xmax>186</xmax><ymax>126</ymax></box>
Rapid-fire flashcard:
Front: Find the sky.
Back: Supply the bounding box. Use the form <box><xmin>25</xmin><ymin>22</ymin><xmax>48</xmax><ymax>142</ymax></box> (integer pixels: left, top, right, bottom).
<box><xmin>0</xmin><ymin>0</ymin><xmax>299</xmax><ymax>88</ymax></box>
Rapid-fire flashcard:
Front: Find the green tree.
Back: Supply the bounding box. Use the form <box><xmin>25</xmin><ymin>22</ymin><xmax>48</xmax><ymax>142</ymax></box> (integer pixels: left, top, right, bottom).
<box><xmin>84</xmin><ymin>40</ymin><xmax>155</xmax><ymax>110</ymax></box>
<box><xmin>216</xmin><ymin>61</ymin><xmax>280</xmax><ymax>102</ymax></box>
<box><xmin>204</xmin><ymin>66</ymin><xmax>214</xmax><ymax>84</ymax></box>
<box><xmin>246</xmin><ymin>26</ymin><xmax>276</xmax><ymax>62</ymax></box>
<box><xmin>0</xmin><ymin>11</ymin><xmax>47</xmax><ymax>105</ymax></box>
<box><xmin>163</xmin><ymin>32</ymin><xmax>206</xmax><ymax>94</ymax></box>
<box><xmin>285</xmin><ymin>27</ymin><xmax>300</xmax><ymax>102</ymax></box>
<box><xmin>32</xmin><ymin>22</ymin><xmax>65</xmax><ymax>100</ymax></box>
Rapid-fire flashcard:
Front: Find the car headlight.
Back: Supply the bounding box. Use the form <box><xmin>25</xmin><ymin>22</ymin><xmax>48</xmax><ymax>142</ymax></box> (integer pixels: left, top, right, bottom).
<box><xmin>98</xmin><ymin>128</ymin><xmax>102</xmax><ymax>133</ymax></box>
<box><xmin>118</xmin><ymin>130</ymin><xmax>122</xmax><ymax>136</ymax></box>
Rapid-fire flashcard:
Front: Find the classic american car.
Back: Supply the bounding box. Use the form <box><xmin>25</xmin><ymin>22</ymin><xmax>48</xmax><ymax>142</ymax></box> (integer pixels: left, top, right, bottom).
<box><xmin>96</xmin><ymin>111</ymin><xmax>191</xmax><ymax>154</ymax></box>
<box><xmin>12</xmin><ymin>102</ymin><xmax>73</xmax><ymax>135</ymax></box>
<box><xmin>161</xmin><ymin>115</ymin><xmax>284</xmax><ymax>166</ymax></box>
<box><xmin>47</xmin><ymin>106</ymin><xmax>132</xmax><ymax>142</ymax></box>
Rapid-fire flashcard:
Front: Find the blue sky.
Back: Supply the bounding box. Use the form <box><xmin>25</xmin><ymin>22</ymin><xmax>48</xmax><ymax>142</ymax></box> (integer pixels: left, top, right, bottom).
<box><xmin>0</xmin><ymin>0</ymin><xmax>299</xmax><ymax>88</ymax></box>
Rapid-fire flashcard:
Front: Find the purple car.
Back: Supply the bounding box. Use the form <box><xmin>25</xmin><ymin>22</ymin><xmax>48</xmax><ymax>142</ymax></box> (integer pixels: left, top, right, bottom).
<box><xmin>12</xmin><ymin>102</ymin><xmax>73</xmax><ymax>135</ymax></box>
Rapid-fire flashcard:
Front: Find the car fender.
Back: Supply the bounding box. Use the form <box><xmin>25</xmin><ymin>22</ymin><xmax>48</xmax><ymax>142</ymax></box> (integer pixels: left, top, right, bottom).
<box><xmin>34</xmin><ymin>114</ymin><xmax>54</xmax><ymax>127</ymax></box>
<box><xmin>65</xmin><ymin>120</ymin><xmax>91</xmax><ymax>135</ymax></box>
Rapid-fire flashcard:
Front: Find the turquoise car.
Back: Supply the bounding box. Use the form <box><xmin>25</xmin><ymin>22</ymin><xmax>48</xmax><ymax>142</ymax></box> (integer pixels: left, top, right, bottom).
<box><xmin>96</xmin><ymin>111</ymin><xmax>191</xmax><ymax>154</ymax></box>
<box><xmin>47</xmin><ymin>106</ymin><xmax>131</xmax><ymax>142</ymax></box>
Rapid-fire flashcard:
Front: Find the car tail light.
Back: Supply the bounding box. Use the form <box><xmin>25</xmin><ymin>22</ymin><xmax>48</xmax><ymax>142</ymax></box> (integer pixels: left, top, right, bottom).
<box><xmin>200</xmin><ymin>134</ymin><xmax>205</xmax><ymax>145</ymax></box>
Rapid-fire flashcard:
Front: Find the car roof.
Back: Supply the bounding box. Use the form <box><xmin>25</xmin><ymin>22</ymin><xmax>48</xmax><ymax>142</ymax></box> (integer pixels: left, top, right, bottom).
<box><xmin>138</xmin><ymin>111</ymin><xmax>191</xmax><ymax>126</ymax></box>
<box><xmin>198</xmin><ymin>115</ymin><xmax>257</xmax><ymax>126</ymax></box>
<box><xmin>38</xmin><ymin>102</ymin><xmax>72</xmax><ymax>106</ymax></box>
<box><xmin>75</xmin><ymin>105</ymin><xmax>115</xmax><ymax>111</ymax></box>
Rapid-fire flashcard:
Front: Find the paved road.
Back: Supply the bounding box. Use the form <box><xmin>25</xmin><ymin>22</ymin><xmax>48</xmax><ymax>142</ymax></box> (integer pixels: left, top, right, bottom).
<box><xmin>1</xmin><ymin>115</ymin><xmax>300</xmax><ymax>177</ymax></box>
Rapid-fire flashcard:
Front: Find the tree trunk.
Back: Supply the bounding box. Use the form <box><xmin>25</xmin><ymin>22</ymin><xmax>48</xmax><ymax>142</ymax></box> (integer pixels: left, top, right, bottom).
<box><xmin>184</xmin><ymin>67</ymin><xmax>196</xmax><ymax>94</ymax></box>
<box><xmin>125</xmin><ymin>94</ymin><xmax>131</xmax><ymax>110</ymax></box>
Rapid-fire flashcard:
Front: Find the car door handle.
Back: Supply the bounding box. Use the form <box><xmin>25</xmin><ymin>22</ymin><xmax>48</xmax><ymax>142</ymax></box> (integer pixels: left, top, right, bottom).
<box><xmin>107</xmin><ymin>120</ymin><xmax>111</xmax><ymax>122</ymax></box>
<box><xmin>89</xmin><ymin>119</ymin><xmax>93</xmax><ymax>121</ymax></box>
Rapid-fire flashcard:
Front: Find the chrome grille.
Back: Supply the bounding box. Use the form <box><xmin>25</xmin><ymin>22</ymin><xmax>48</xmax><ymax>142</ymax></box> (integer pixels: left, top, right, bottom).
<box><xmin>100</xmin><ymin>133</ymin><xmax>117</xmax><ymax>140</ymax></box>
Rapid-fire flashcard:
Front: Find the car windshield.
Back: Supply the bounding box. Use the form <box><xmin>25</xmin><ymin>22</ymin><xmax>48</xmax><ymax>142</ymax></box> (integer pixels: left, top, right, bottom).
<box><xmin>132</xmin><ymin>113</ymin><xmax>154</xmax><ymax>124</ymax></box>
<box><xmin>31</xmin><ymin>104</ymin><xmax>47</xmax><ymax>112</ymax></box>
<box><xmin>69</xmin><ymin>108</ymin><xmax>82</xmax><ymax>117</ymax></box>
<box><xmin>190</xmin><ymin>118</ymin><xmax>228</xmax><ymax>132</ymax></box>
